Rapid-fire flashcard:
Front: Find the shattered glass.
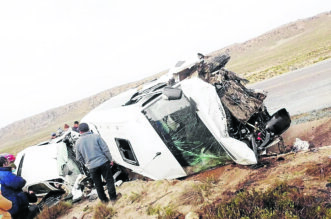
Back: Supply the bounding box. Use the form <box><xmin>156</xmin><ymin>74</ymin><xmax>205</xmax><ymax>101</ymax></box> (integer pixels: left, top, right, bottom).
<box><xmin>143</xmin><ymin>93</ymin><xmax>231</xmax><ymax>175</ymax></box>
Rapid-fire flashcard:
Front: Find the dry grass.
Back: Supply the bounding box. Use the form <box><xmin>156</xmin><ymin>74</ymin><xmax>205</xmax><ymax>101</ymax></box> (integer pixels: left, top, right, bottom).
<box><xmin>146</xmin><ymin>204</ymin><xmax>162</xmax><ymax>216</ymax></box>
<box><xmin>288</xmin><ymin>177</ymin><xmax>305</xmax><ymax>188</ymax></box>
<box><xmin>200</xmin><ymin>181</ymin><xmax>331</xmax><ymax>219</ymax></box>
<box><xmin>146</xmin><ymin>204</ymin><xmax>181</xmax><ymax>219</ymax></box>
<box><xmin>93</xmin><ymin>202</ymin><xmax>116</xmax><ymax>219</ymax></box>
<box><xmin>197</xmin><ymin>176</ymin><xmax>220</xmax><ymax>198</ymax></box>
<box><xmin>180</xmin><ymin>184</ymin><xmax>205</xmax><ymax>206</ymax></box>
<box><xmin>246</xmin><ymin>46</ymin><xmax>331</xmax><ymax>83</ymax></box>
<box><xmin>305</xmin><ymin>158</ymin><xmax>331</xmax><ymax>178</ymax></box>
<box><xmin>212</xmin><ymin>12</ymin><xmax>331</xmax><ymax>83</ymax></box>
<box><xmin>36</xmin><ymin>201</ymin><xmax>72</xmax><ymax>219</ymax></box>
<box><xmin>179</xmin><ymin>176</ymin><xmax>220</xmax><ymax>206</ymax></box>
<box><xmin>128</xmin><ymin>191</ymin><xmax>147</xmax><ymax>204</ymax></box>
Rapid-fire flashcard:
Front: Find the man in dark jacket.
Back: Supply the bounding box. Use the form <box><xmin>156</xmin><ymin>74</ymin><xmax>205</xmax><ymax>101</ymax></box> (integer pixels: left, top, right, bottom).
<box><xmin>75</xmin><ymin>123</ymin><xmax>120</xmax><ymax>203</ymax></box>
<box><xmin>72</xmin><ymin>121</ymin><xmax>79</xmax><ymax>132</ymax></box>
<box><xmin>0</xmin><ymin>157</ymin><xmax>38</xmax><ymax>219</ymax></box>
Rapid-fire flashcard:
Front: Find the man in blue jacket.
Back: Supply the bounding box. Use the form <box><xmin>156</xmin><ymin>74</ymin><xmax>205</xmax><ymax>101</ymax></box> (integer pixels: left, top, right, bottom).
<box><xmin>75</xmin><ymin>123</ymin><xmax>120</xmax><ymax>204</ymax></box>
<box><xmin>0</xmin><ymin>156</ymin><xmax>38</xmax><ymax>219</ymax></box>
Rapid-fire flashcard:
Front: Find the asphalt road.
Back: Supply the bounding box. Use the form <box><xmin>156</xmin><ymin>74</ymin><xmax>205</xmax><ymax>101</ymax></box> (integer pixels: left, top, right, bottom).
<box><xmin>249</xmin><ymin>59</ymin><xmax>331</xmax><ymax>116</ymax></box>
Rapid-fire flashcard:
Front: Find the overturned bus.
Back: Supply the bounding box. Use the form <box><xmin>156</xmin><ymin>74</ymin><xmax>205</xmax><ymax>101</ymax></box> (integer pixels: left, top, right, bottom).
<box><xmin>81</xmin><ymin>75</ymin><xmax>291</xmax><ymax>180</ymax></box>
<box><xmin>14</xmin><ymin>53</ymin><xmax>291</xmax><ymax>202</ymax></box>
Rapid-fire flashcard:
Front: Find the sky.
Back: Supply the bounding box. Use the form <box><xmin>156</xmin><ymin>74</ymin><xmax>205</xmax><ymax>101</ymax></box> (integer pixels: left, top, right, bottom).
<box><xmin>0</xmin><ymin>0</ymin><xmax>330</xmax><ymax>129</ymax></box>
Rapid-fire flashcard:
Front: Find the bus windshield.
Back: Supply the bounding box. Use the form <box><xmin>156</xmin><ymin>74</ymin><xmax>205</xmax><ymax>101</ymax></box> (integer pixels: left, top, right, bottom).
<box><xmin>142</xmin><ymin>93</ymin><xmax>231</xmax><ymax>175</ymax></box>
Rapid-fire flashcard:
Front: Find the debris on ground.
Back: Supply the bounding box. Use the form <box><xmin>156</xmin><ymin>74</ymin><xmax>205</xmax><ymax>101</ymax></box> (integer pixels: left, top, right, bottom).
<box><xmin>293</xmin><ymin>138</ymin><xmax>310</xmax><ymax>152</ymax></box>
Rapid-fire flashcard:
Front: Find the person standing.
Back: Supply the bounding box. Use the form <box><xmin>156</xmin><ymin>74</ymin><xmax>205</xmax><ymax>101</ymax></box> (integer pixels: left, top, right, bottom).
<box><xmin>64</xmin><ymin>124</ymin><xmax>70</xmax><ymax>131</ymax></box>
<box><xmin>75</xmin><ymin>123</ymin><xmax>120</xmax><ymax>203</ymax></box>
<box><xmin>72</xmin><ymin>121</ymin><xmax>79</xmax><ymax>132</ymax></box>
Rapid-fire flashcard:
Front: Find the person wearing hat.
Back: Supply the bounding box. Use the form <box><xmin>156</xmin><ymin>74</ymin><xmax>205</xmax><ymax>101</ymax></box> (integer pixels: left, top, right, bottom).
<box><xmin>64</xmin><ymin>124</ymin><xmax>70</xmax><ymax>131</ymax></box>
<box><xmin>51</xmin><ymin>132</ymin><xmax>56</xmax><ymax>139</ymax></box>
<box><xmin>75</xmin><ymin>123</ymin><xmax>120</xmax><ymax>204</ymax></box>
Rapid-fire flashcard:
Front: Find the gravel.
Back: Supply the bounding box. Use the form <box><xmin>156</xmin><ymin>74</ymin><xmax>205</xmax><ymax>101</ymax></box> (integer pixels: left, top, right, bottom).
<box><xmin>291</xmin><ymin>107</ymin><xmax>331</xmax><ymax>125</ymax></box>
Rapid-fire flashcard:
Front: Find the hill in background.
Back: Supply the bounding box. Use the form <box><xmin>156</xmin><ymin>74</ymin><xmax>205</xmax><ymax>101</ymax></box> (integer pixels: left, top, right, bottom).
<box><xmin>213</xmin><ymin>11</ymin><xmax>331</xmax><ymax>83</ymax></box>
<box><xmin>0</xmin><ymin>72</ymin><xmax>165</xmax><ymax>154</ymax></box>
<box><xmin>0</xmin><ymin>11</ymin><xmax>330</xmax><ymax>154</ymax></box>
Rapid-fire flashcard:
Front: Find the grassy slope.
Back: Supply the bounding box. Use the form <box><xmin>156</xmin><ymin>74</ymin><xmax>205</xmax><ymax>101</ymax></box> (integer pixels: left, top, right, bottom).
<box><xmin>58</xmin><ymin>145</ymin><xmax>331</xmax><ymax>219</ymax></box>
<box><xmin>213</xmin><ymin>12</ymin><xmax>331</xmax><ymax>83</ymax></box>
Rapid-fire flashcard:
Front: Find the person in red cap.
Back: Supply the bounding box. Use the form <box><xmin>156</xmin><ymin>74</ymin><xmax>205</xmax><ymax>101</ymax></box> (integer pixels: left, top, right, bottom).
<box><xmin>64</xmin><ymin>124</ymin><xmax>70</xmax><ymax>131</ymax></box>
<box><xmin>0</xmin><ymin>154</ymin><xmax>15</xmax><ymax>163</ymax></box>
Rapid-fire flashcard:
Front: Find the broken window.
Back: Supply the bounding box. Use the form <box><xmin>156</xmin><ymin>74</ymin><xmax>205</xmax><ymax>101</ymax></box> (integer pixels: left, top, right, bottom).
<box><xmin>115</xmin><ymin>138</ymin><xmax>139</xmax><ymax>166</ymax></box>
<box><xmin>143</xmin><ymin>92</ymin><xmax>231</xmax><ymax>175</ymax></box>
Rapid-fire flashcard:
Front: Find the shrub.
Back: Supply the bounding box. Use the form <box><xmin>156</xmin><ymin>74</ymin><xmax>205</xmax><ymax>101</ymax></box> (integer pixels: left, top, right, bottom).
<box><xmin>180</xmin><ymin>184</ymin><xmax>204</xmax><ymax>205</ymax></box>
<box><xmin>128</xmin><ymin>191</ymin><xmax>146</xmax><ymax>203</ymax></box>
<box><xmin>93</xmin><ymin>202</ymin><xmax>116</xmax><ymax>219</ymax></box>
<box><xmin>306</xmin><ymin>159</ymin><xmax>331</xmax><ymax>178</ymax></box>
<box><xmin>36</xmin><ymin>201</ymin><xmax>72</xmax><ymax>219</ymax></box>
<box><xmin>201</xmin><ymin>182</ymin><xmax>331</xmax><ymax>219</ymax></box>
<box><xmin>204</xmin><ymin>175</ymin><xmax>219</xmax><ymax>185</ymax></box>
<box><xmin>163</xmin><ymin>205</ymin><xmax>178</xmax><ymax>219</ymax></box>
<box><xmin>146</xmin><ymin>204</ymin><xmax>179</xmax><ymax>219</ymax></box>
<box><xmin>147</xmin><ymin>205</ymin><xmax>162</xmax><ymax>216</ymax></box>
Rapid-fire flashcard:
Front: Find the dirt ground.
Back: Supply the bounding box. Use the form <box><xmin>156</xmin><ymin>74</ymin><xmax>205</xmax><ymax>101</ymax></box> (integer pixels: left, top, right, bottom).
<box><xmin>58</xmin><ymin>115</ymin><xmax>331</xmax><ymax>219</ymax></box>
<box><xmin>283</xmin><ymin>117</ymin><xmax>331</xmax><ymax>148</ymax></box>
